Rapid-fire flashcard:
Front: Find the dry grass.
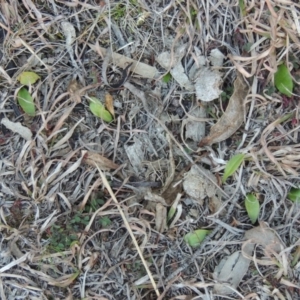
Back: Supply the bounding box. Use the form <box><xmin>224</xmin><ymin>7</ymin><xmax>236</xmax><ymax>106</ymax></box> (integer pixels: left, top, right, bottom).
<box><xmin>0</xmin><ymin>0</ymin><xmax>300</xmax><ymax>299</ymax></box>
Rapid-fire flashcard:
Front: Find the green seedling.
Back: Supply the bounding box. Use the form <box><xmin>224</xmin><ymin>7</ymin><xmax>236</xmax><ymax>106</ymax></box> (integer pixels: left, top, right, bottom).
<box><xmin>162</xmin><ymin>72</ymin><xmax>172</xmax><ymax>83</ymax></box>
<box><xmin>222</xmin><ymin>153</ymin><xmax>245</xmax><ymax>183</ymax></box>
<box><xmin>17</xmin><ymin>87</ymin><xmax>35</xmax><ymax>116</ymax></box>
<box><xmin>274</xmin><ymin>63</ymin><xmax>294</xmax><ymax>97</ymax></box>
<box><xmin>287</xmin><ymin>187</ymin><xmax>300</xmax><ymax>203</ymax></box>
<box><xmin>88</xmin><ymin>96</ymin><xmax>113</xmax><ymax>122</ymax></box>
<box><xmin>184</xmin><ymin>229</ymin><xmax>211</xmax><ymax>248</ymax></box>
<box><xmin>245</xmin><ymin>193</ymin><xmax>260</xmax><ymax>224</ymax></box>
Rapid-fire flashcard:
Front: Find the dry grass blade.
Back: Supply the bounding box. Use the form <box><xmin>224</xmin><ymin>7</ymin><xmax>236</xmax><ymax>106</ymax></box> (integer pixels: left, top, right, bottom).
<box><xmin>96</xmin><ymin>166</ymin><xmax>160</xmax><ymax>297</ymax></box>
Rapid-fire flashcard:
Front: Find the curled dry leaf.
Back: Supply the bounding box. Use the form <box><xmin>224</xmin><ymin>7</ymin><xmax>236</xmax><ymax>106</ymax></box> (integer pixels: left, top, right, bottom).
<box><xmin>83</xmin><ymin>150</ymin><xmax>119</xmax><ymax>171</ymax></box>
<box><xmin>105</xmin><ymin>93</ymin><xmax>115</xmax><ymax>118</ymax></box>
<box><xmin>199</xmin><ymin>73</ymin><xmax>249</xmax><ymax>146</ymax></box>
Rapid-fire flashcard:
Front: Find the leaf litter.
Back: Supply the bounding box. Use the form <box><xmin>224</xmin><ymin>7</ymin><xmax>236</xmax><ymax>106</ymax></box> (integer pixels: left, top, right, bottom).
<box><xmin>0</xmin><ymin>0</ymin><xmax>300</xmax><ymax>299</ymax></box>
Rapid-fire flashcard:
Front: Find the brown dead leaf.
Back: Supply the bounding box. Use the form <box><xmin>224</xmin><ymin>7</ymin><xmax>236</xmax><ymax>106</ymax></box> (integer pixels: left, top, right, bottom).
<box><xmin>208</xmin><ymin>195</ymin><xmax>225</xmax><ymax>215</ymax></box>
<box><xmin>244</xmin><ymin>222</ymin><xmax>283</xmax><ymax>253</ymax></box>
<box><xmin>83</xmin><ymin>150</ymin><xmax>119</xmax><ymax>171</ymax></box>
<box><xmin>105</xmin><ymin>93</ymin><xmax>115</xmax><ymax>117</ymax></box>
<box><xmin>161</xmin><ymin>179</ymin><xmax>183</xmax><ymax>205</ymax></box>
<box><xmin>183</xmin><ymin>165</ymin><xmax>217</xmax><ymax>205</ymax></box>
<box><xmin>199</xmin><ymin>73</ymin><xmax>249</xmax><ymax>146</ymax></box>
<box><xmin>67</xmin><ymin>79</ymin><xmax>83</xmax><ymax>103</ymax></box>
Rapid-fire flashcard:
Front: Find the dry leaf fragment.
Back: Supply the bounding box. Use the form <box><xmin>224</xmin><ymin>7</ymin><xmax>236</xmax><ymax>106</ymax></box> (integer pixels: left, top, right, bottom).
<box><xmin>156</xmin><ymin>44</ymin><xmax>194</xmax><ymax>91</ymax></box>
<box><xmin>194</xmin><ymin>67</ymin><xmax>223</xmax><ymax>101</ymax></box>
<box><xmin>183</xmin><ymin>165</ymin><xmax>217</xmax><ymax>205</ymax></box>
<box><xmin>68</xmin><ymin>79</ymin><xmax>83</xmax><ymax>103</ymax></box>
<box><xmin>213</xmin><ymin>250</ymin><xmax>251</xmax><ymax>295</ymax></box>
<box><xmin>1</xmin><ymin>118</ymin><xmax>32</xmax><ymax>141</ymax></box>
<box><xmin>185</xmin><ymin>105</ymin><xmax>206</xmax><ymax>142</ymax></box>
<box><xmin>199</xmin><ymin>73</ymin><xmax>249</xmax><ymax>146</ymax></box>
<box><xmin>61</xmin><ymin>21</ymin><xmax>78</xmax><ymax>68</ymax></box>
<box><xmin>209</xmin><ymin>48</ymin><xmax>225</xmax><ymax>67</ymax></box>
<box><xmin>124</xmin><ymin>137</ymin><xmax>145</xmax><ymax>174</ymax></box>
<box><xmin>105</xmin><ymin>93</ymin><xmax>115</xmax><ymax>117</ymax></box>
<box><xmin>83</xmin><ymin>150</ymin><xmax>119</xmax><ymax>171</ymax></box>
<box><xmin>244</xmin><ymin>222</ymin><xmax>283</xmax><ymax>253</ymax></box>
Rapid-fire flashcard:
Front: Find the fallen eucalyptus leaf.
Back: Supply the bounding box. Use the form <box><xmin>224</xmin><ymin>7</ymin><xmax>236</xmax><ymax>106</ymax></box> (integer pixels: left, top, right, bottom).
<box><xmin>83</xmin><ymin>151</ymin><xmax>119</xmax><ymax>171</ymax></box>
<box><xmin>222</xmin><ymin>153</ymin><xmax>245</xmax><ymax>183</ymax></box>
<box><xmin>17</xmin><ymin>71</ymin><xmax>40</xmax><ymax>85</ymax></box>
<box><xmin>199</xmin><ymin>73</ymin><xmax>248</xmax><ymax>146</ymax></box>
<box><xmin>245</xmin><ymin>193</ymin><xmax>260</xmax><ymax>224</ymax></box>
<box><xmin>213</xmin><ymin>250</ymin><xmax>251</xmax><ymax>295</ymax></box>
<box><xmin>184</xmin><ymin>229</ymin><xmax>210</xmax><ymax>247</ymax></box>
<box><xmin>17</xmin><ymin>87</ymin><xmax>35</xmax><ymax>116</ymax></box>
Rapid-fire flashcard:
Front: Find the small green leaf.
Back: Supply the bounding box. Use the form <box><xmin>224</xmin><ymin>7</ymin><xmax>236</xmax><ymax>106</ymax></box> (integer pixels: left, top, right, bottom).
<box><xmin>274</xmin><ymin>64</ymin><xmax>294</xmax><ymax>97</ymax></box>
<box><xmin>89</xmin><ymin>97</ymin><xmax>113</xmax><ymax>122</ymax></box>
<box><xmin>17</xmin><ymin>71</ymin><xmax>40</xmax><ymax>85</ymax></box>
<box><xmin>162</xmin><ymin>72</ymin><xmax>172</xmax><ymax>83</ymax></box>
<box><xmin>184</xmin><ymin>229</ymin><xmax>211</xmax><ymax>248</ymax></box>
<box><xmin>17</xmin><ymin>87</ymin><xmax>35</xmax><ymax>116</ymax></box>
<box><xmin>222</xmin><ymin>153</ymin><xmax>245</xmax><ymax>183</ymax></box>
<box><xmin>100</xmin><ymin>216</ymin><xmax>111</xmax><ymax>227</ymax></box>
<box><xmin>239</xmin><ymin>0</ymin><xmax>246</xmax><ymax>16</ymax></box>
<box><xmin>287</xmin><ymin>187</ymin><xmax>300</xmax><ymax>203</ymax></box>
<box><xmin>167</xmin><ymin>199</ymin><xmax>179</xmax><ymax>223</ymax></box>
<box><xmin>245</xmin><ymin>193</ymin><xmax>260</xmax><ymax>224</ymax></box>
